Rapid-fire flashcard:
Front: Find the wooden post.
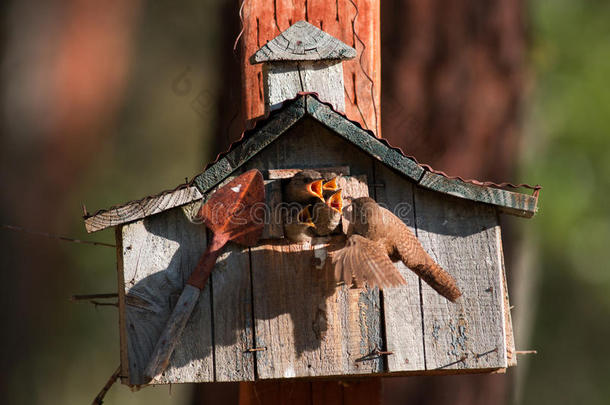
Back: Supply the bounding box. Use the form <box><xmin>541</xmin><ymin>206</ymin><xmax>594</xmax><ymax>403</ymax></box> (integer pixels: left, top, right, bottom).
<box><xmin>241</xmin><ymin>0</ymin><xmax>381</xmax><ymax>136</ymax></box>
<box><xmin>239</xmin><ymin>1</ymin><xmax>382</xmax><ymax>403</ymax></box>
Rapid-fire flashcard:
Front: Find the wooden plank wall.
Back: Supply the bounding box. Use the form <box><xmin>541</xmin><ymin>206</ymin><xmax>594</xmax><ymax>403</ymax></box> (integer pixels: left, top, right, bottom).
<box><xmin>241</xmin><ymin>0</ymin><xmax>381</xmax><ymax>136</ymax></box>
<box><xmin>118</xmin><ymin>120</ymin><xmax>512</xmax><ymax>385</ymax></box>
<box><xmin>376</xmin><ymin>161</ymin><xmax>508</xmax><ymax>372</ymax></box>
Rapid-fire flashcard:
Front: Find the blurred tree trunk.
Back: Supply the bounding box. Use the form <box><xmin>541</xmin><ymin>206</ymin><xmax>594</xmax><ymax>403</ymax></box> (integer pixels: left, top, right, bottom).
<box><xmin>196</xmin><ymin>0</ymin><xmax>526</xmax><ymax>404</ymax></box>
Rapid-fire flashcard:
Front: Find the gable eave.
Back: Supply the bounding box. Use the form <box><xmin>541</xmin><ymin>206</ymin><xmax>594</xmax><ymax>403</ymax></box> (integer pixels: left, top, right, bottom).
<box><xmin>193</xmin><ymin>94</ymin><xmax>538</xmax><ymax>218</ymax></box>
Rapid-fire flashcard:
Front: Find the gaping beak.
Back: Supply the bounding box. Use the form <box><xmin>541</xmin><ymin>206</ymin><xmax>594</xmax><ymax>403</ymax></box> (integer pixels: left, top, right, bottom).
<box><xmin>322</xmin><ymin>177</ymin><xmax>338</xmax><ymax>191</ymax></box>
<box><xmin>306</xmin><ymin>179</ymin><xmax>325</xmax><ymax>201</ymax></box>
<box><xmin>326</xmin><ymin>190</ymin><xmax>343</xmax><ymax>213</ymax></box>
<box><xmin>298</xmin><ymin>205</ymin><xmax>316</xmax><ymax>228</ymax></box>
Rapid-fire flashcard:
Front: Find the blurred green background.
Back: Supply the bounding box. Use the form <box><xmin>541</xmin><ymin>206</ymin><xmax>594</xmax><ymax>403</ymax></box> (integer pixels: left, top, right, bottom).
<box><xmin>1</xmin><ymin>0</ymin><xmax>609</xmax><ymax>404</ymax></box>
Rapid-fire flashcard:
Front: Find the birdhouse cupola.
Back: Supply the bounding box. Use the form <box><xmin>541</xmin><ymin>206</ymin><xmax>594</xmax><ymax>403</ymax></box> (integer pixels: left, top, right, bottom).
<box><xmin>250</xmin><ymin>20</ymin><xmax>356</xmax><ymax>113</ymax></box>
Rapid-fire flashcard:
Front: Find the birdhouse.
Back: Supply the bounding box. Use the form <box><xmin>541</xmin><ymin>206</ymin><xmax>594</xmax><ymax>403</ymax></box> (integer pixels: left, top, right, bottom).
<box><xmin>83</xmin><ymin>21</ymin><xmax>539</xmax><ymax>388</ymax></box>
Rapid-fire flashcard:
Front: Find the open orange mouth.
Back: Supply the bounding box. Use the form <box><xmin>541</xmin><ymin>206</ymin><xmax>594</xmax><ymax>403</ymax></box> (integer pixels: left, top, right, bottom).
<box><xmin>326</xmin><ymin>190</ymin><xmax>343</xmax><ymax>213</ymax></box>
<box><xmin>298</xmin><ymin>205</ymin><xmax>316</xmax><ymax>228</ymax></box>
<box><xmin>307</xmin><ymin>179</ymin><xmax>324</xmax><ymax>200</ymax></box>
<box><xmin>322</xmin><ymin>177</ymin><xmax>338</xmax><ymax>191</ymax></box>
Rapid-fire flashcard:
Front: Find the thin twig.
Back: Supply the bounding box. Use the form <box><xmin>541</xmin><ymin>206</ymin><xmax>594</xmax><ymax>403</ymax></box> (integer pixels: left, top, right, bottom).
<box><xmin>515</xmin><ymin>350</ymin><xmax>538</xmax><ymax>355</ymax></box>
<box><xmin>2</xmin><ymin>224</ymin><xmax>115</xmax><ymax>248</ymax></box>
<box><xmin>92</xmin><ymin>365</ymin><xmax>121</xmax><ymax>405</ymax></box>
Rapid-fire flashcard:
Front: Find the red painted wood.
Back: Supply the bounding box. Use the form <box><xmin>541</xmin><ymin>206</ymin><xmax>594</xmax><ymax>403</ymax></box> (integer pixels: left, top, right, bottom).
<box><xmin>241</xmin><ymin>0</ymin><xmax>381</xmax><ymax>136</ymax></box>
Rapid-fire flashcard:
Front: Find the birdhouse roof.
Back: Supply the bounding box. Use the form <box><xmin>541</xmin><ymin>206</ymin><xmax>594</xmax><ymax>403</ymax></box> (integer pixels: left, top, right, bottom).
<box><xmin>250</xmin><ymin>20</ymin><xmax>356</xmax><ymax>64</ymax></box>
<box><xmin>84</xmin><ymin>93</ymin><xmax>539</xmax><ymax>233</ymax></box>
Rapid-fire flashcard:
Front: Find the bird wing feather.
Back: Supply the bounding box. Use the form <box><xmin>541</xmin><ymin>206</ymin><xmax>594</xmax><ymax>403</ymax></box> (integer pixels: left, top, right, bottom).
<box><xmin>331</xmin><ymin>235</ymin><xmax>406</xmax><ymax>289</ymax></box>
<box><xmin>380</xmin><ymin>208</ymin><xmax>462</xmax><ymax>302</ymax></box>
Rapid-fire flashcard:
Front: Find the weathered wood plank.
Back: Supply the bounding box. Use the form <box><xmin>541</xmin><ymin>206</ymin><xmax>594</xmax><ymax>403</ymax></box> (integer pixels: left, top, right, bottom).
<box><xmin>298</xmin><ymin>61</ymin><xmax>347</xmax><ymax>112</ymax></box>
<box><xmin>261</xmin><ymin>179</ymin><xmax>284</xmax><ymax>239</ymax></box>
<box><xmin>251</xmin><ymin>20</ymin><xmax>356</xmax><ymax>63</ymax></box>
<box><xmin>267</xmin><ymin>166</ymin><xmax>350</xmax><ymax>179</ymax></box>
<box><xmin>338</xmin><ymin>174</ymin><xmax>369</xmax><ymax>234</ymax></box>
<box><xmin>263</xmin><ymin>62</ymin><xmax>303</xmax><ymax>112</ymax></box>
<box><xmin>212</xmin><ymin>243</ymin><xmax>255</xmax><ymax>381</ymax></box>
<box><xmin>116</xmin><ymin>226</ymin><xmax>129</xmax><ymax>384</ymax></box>
<box><xmin>498</xmin><ymin>234</ymin><xmax>517</xmax><ymax>367</ymax></box>
<box><xmin>120</xmin><ymin>207</ymin><xmax>213</xmax><ymax>385</ymax></box>
<box><xmin>374</xmin><ymin>164</ymin><xmax>425</xmax><ymax>372</ymax></box>
<box><xmin>264</xmin><ymin>60</ymin><xmax>347</xmax><ymax>113</ymax></box>
<box><xmin>413</xmin><ymin>188</ymin><xmax>507</xmax><ymax>371</ymax></box>
<box><xmin>85</xmin><ymin>185</ymin><xmax>202</xmax><ymax>233</ymax></box>
<box><xmin>250</xmin><ymin>237</ymin><xmax>383</xmax><ymax>379</ymax></box>
<box><xmin>418</xmin><ymin>171</ymin><xmax>537</xmax><ymax>218</ymax></box>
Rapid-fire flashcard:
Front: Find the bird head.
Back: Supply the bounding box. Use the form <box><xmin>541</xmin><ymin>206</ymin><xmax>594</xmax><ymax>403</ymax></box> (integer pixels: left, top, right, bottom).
<box><xmin>325</xmin><ymin>190</ymin><xmax>343</xmax><ymax>213</ymax></box>
<box><xmin>322</xmin><ymin>177</ymin><xmax>338</xmax><ymax>192</ymax></box>
<box><xmin>306</xmin><ymin>179</ymin><xmax>324</xmax><ymax>201</ymax></box>
<box><xmin>297</xmin><ymin>205</ymin><xmax>316</xmax><ymax>228</ymax></box>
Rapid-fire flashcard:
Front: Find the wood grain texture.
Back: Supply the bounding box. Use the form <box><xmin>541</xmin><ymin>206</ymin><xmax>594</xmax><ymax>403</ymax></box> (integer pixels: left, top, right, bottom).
<box><xmin>120</xmin><ymin>207</ymin><xmax>213</xmax><ymax>385</ymax></box>
<box><xmin>116</xmin><ymin>225</ymin><xmax>129</xmax><ymax>384</ymax></box>
<box><xmin>212</xmin><ymin>243</ymin><xmax>256</xmax><ymax>381</ymax></box>
<box><xmin>85</xmin><ymin>185</ymin><xmax>202</xmax><ymax>233</ymax></box>
<box><xmin>267</xmin><ymin>166</ymin><xmax>350</xmax><ymax>179</ymax></box>
<box><xmin>250</xmin><ymin>237</ymin><xmax>383</xmax><ymax>379</ymax></box>
<box><xmin>241</xmin><ymin>0</ymin><xmax>381</xmax><ymax>136</ymax></box>
<box><xmin>499</xmin><ymin>236</ymin><xmax>517</xmax><ymax>367</ymax></box>
<box><xmin>251</xmin><ymin>20</ymin><xmax>356</xmax><ymax>63</ymax></box>
<box><xmin>413</xmin><ymin>188</ymin><xmax>507</xmax><ymax>371</ymax></box>
<box><xmin>144</xmin><ymin>284</ymin><xmax>201</xmax><ymax>382</ymax></box>
<box><xmin>265</xmin><ymin>61</ymin><xmax>347</xmax><ymax>113</ymax></box>
<box><xmin>261</xmin><ymin>179</ymin><xmax>284</xmax><ymax>239</ymax></box>
<box><xmin>338</xmin><ymin>174</ymin><xmax>369</xmax><ymax>234</ymax></box>
<box><xmin>374</xmin><ymin>163</ymin><xmax>425</xmax><ymax>371</ymax></box>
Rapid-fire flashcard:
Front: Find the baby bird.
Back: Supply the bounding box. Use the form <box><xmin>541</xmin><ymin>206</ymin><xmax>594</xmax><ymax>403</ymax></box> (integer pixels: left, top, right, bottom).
<box><xmin>312</xmin><ymin>190</ymin><xmax>343</xmax><ymax>236</ymax></box>
<box><xmin>284</xmin><ymin>205</ymin><xmax>316</xmax><ymax>243</ymax></box>
<box><xmin>284</xmin><ymin>170</ymin><xmax>324</xmax><ymax>203</ymax></box>
<box><xmin>331</xmin><ymin>197</ymin><xmax>462</xmax><ymax>302</ymax></box>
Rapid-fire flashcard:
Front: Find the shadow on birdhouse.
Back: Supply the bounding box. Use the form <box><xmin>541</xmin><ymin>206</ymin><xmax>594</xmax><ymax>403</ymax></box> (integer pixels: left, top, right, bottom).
<box><xmin>83</xmin><ymin>21</ymin><xmax>540</xmax><ymax>388</ymax></box>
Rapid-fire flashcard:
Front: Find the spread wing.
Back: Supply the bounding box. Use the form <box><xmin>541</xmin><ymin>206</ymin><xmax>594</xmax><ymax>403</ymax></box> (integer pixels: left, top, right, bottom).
<box><xmin>331</xmin><ymin>235</ymin><xmax>406</xmax><ymax>289</ymax></box>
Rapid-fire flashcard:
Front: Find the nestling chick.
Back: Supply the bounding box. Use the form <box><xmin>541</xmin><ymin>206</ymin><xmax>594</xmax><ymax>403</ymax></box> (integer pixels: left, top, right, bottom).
<box><xmin>312</xmin><ymin>190</ymin><xmax>343</xmax><ymax>236</ymax></box>
<box><xmin>321</xmin><ymin>177</ymin><xmax>338</xmax><ymax>198</ymax></box>
<box><xmin>284</xmin><ymin>170</ymin><xmax>324</xmax><ymax>203</ymax></box>
<box><xmin>284</xmin><ymin>205</ymin><xmax>316</xmax><ymax>243</ymax></box>
<box><xmin>332</xmin><ymin>197</ymin><xmax>462</xmax><ymax>302</ymax></box>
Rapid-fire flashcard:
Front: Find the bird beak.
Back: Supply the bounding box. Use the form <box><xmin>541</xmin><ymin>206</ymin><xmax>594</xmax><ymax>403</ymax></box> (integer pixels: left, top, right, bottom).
<box><xmin>298</xmin><ymin>205</ymin><xmax>316</xmax><ymax>228</ymax></box>
<box><xmin>306</xmin><ymin>180</ymin><xmax>325</xmax><ymax>201</ymax></box>
<box><xmin>322</xmin><ymin>177</ymin><xmax>338</xmax><ymax>191</ymax></box>
<box><xmin>326</xmin><ymin>190</ymin><xmax>343</xmax><ymax>213</ymax></box>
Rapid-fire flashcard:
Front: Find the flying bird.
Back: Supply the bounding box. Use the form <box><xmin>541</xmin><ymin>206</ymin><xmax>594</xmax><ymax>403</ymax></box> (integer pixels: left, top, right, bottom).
<box><xmin>312</xmin><ymin>190</ymin><xmax>343</xmax><ymax>236</ymax></box>
<box><xmin>331</xmin><ymin>197</ymin><xmax>462</xmax><ymax>302</ymax></box>
<box><xmin>284</xmin><ymin>170</ymin><xmax>324</xmax><ymax>203</ymax></box>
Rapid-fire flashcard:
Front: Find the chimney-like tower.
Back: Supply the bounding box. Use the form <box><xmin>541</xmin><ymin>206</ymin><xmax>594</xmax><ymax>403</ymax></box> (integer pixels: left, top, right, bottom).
<box><xmin>250</xmin><ymin>21</ymin><xmax>356</xmax><ymax>114</ymax></box>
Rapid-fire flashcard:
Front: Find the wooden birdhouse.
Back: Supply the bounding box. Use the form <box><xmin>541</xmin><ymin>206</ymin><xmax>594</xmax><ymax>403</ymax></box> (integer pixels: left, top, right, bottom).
<box><xmin>83</xmin><ymin>21</ymin><xmax>539</xmax><ymax>388</ymax></box>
